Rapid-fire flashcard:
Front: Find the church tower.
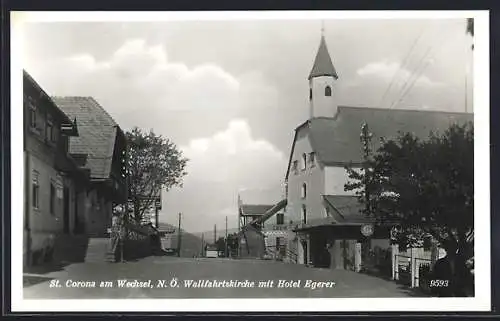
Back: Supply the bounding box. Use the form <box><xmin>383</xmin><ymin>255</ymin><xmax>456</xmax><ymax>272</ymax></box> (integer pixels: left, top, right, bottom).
<box><xmin>308</xmin><ymin>28</ymin><xmax>339</xmax><ymax>119</ymax></box>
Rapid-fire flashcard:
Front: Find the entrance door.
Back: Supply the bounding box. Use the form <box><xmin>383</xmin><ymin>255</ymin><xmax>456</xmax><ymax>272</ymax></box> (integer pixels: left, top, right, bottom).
<box><xmin>302</xmin><ymin>240</ymin><xmax>308</xmax><ymax>265</ymax></box>
<box><xmin>73</xmin><ymin>190</ymin><xmax>80</xmax><ymax>234</ymax></box>
<box><xmin>63</xmin><ymin>187</ymin><xmax>70</xmax><ymax>233</ymax></box>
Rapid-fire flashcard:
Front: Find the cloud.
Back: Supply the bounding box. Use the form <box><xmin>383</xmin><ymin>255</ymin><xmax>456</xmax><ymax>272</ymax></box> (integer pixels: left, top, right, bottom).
<box><xmin>161</xmin><ymin>119</ymin><xmax>286</xmax><ymax>232</ymax></box>
<box><xmin>24</xmin><ymin>39</ymin><xmax>275</xmax><ymax>145</ymax></box>
<box><xmin>181</xmin><ymin>119</ymin><xmax>286</xmax><ymax>187</ymax></box>
<box><xmin>356</xmin><ymin>60</ymin><xmax>444</xmax><ymax>88</ymax></box>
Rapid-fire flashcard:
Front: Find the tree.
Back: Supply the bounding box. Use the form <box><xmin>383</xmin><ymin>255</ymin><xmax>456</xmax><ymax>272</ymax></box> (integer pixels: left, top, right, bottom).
<box><xmin>215</xmin><ymin>236</ymin><xmax>226</xmax><ymax>253</ymax></box>
<box><xmin>126</xmin><ymin>127</ymin><xmax>188</xmax><ymax>223</ymax></box>
<box><xmin>466</xmin><ymin>18</ymin><xmax>474</xmax><ymax>50</ymax></box>
<box><xmin>345</xmin><ymin>122</ymin><xmax>474</xmax><ymax>281</ymax></box>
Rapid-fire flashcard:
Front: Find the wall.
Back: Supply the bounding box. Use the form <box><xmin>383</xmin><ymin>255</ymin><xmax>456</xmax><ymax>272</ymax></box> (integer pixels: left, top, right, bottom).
<box><xmin>286</xmin><ymin>128</ymin><xmax>325</xmax><ymax>225</ymax></box>
<box><xmin>309</xmin><ymin>76</ymin><xmax>338</xmax><ymax>118</ymax></box>
<box><xmin>27</xmin><ymin>152</ymin><xmax>79</xmax><ymax>263</ymax></box>
<box><xmin>324</xmin><ymin>166</ymin><xmax>358</xmax><ymax>196</ymax></box>
<box><xmin>83</xmin><ymin>189</ymin><xmax>112</xmax><ymax>236</ymax></box>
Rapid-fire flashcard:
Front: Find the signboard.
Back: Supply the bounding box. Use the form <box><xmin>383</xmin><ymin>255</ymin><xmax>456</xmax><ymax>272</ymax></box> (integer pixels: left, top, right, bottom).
<box><xmin>361</xmin><ymin>224</ymin><xmax>374</xmax><ymax>237</ymax></box>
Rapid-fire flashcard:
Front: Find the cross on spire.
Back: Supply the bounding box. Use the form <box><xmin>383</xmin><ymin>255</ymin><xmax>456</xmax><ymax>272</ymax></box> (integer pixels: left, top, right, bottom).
<box><xmin>321</xmin><ymin>20</ymin><xmax>325</xmax><ymax>36</ymax></box>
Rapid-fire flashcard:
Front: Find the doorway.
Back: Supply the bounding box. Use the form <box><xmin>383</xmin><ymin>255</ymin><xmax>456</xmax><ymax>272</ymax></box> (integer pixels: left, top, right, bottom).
<box><xmin>301</xmin><ymin>240</ymin><xmax>308</xmax><ymax>265</ymax></box>
<box><xmin>63</xmin><ymin>187</ymin><xmax>70</xmax><ymax>233</ymax></box>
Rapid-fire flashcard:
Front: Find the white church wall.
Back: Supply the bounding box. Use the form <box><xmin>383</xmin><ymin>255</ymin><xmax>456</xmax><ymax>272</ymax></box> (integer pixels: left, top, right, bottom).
<box><xmin>309</xmin><ymin>75</ymin><xmax>338</xmax><ymax>118</ymax></box>
<box><xmin>286</xmin><ymin>129</ymin><xmax>326</xmax><ymax>225</ymax></box>
<box><xmin>324</xmin><ymin>166</ymin><xmax>358</xmax><ymax>196</ymax></box>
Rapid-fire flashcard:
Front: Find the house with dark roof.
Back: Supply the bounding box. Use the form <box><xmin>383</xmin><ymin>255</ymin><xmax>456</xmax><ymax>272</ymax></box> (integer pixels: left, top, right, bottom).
<box><xmin>52</xmin><ymin>96</ymin><xmax>128</xmax><ymax>237</ymax></box>
<box><xmin>283</xmin><ymin>32</ymin><xmax>473</xmax><ymax>270</ymax></box>
<box><xmin>237</xmin><ymin>196</ymin><xmax>288</xmax><ymax>259</ymax></box>
<box><xmin>23</xmin><ymin>71</ymin><xmax>91</xmax><ymax>267</ymax></box>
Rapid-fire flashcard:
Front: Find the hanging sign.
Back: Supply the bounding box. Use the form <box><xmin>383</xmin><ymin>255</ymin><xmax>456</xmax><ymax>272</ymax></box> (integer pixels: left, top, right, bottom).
<box><xmin>361</xmin><ymin>224</ymin><xmax>374</xmax><ymax>237</ymax></box>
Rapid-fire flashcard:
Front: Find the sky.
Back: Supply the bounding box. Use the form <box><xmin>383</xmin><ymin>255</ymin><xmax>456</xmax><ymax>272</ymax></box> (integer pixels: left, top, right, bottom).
<box><xmin>21</xmin><ymin>17</ymin><xmax>473</xmax><ymax>234</ymax></box>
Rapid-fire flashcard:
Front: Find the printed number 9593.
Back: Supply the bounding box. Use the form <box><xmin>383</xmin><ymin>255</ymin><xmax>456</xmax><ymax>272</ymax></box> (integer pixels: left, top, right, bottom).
<box><xmin>429</xmin><ymin>280</ymin><xmax>449</xmax><ymax>287</ymax></box>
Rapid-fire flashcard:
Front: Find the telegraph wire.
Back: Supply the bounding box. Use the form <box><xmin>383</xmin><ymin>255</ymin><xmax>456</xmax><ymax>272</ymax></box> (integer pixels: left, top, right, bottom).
<box><xmin>390</xmin><ymin>26</ymin><xmax>461</xmax><ymax>109</ymax></box>
<box><xmin>388</xmin><ymin>43</ymin><xmax>434</xmax><ymax>109</ymax></box>
<box><xmin>379</xmin><ymin>26</ymin><xmax>428</xmax><ymax>108</ymax></box>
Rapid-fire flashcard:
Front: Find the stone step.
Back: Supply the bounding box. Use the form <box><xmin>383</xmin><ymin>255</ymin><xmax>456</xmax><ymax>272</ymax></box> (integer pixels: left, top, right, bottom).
<box><xmin>84</xmin><ymin>238</ymin><xmax>112</xmax><ymax>263</ymax></box>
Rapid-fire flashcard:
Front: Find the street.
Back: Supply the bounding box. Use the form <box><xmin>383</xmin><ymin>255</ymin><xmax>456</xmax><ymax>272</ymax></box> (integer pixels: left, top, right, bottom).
<box><xmin>23</xmin><ymin>256</ymin><xmax>420</xmax><ymax>299</ymax></box>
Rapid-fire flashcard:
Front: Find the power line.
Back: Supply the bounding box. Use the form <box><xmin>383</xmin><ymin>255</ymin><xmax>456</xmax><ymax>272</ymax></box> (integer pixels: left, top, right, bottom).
<box><xmin>390</xmin><ymin>27</ymin><xmax>461</xmax><ymax>109</ymax></box>
<box><xmin>388</xmin><ymin>43</ymin><xmax>434</xmax><ymax>109</ymax></box>
<box><xmin>388</xmin><ymin>23</ymin><xmax>452</xmax><ymax>109</ymax></box>
<box><xmin>379</xmin><ymin>26</ymin><xmax>428</xmax><ymax>108</ymax></box>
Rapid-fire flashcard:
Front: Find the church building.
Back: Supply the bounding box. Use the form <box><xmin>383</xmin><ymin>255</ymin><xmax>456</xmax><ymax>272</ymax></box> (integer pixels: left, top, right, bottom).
<box><xmin>284</xmin><ymin>30</ymin><xmax>473</xmax><ymax>271</ymax></box>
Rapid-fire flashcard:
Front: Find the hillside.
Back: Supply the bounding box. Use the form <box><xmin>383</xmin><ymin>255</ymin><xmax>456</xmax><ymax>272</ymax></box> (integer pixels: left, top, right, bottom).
<box><xmin>157</xmin><ymin>223</ymin><xmax>204</xmax><ymax>258</ymax></box>
<box><xmin>191</xmin><ymin>227</ymin><xmax>240</xmax><ymax>244</ymax></box>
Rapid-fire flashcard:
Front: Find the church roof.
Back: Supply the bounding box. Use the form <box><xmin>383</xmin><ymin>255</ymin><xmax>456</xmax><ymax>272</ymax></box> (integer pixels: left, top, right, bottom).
<box><xmin>285</xmin><ymin>106</ymin><xmax>473</xmax><ymax>179</ymax></box>
<box><xmin>308</xmin><ymin>35</ymin><xmax>338</xmax><ymax>80</ymax></box>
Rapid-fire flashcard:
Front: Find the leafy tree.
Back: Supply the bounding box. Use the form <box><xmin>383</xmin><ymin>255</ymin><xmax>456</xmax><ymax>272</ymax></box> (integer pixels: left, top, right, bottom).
<box><xmin>215</xmin><ymin>237</ymin><xmax>226</xmax><ymax>253</ymax></box>
<box><xmin>466</xmin><ymin>18</ymin><xmax>474</xmax><ymax>50</ymax></box>
<box><xmin>126</xmin><ymin>127</ymin><xmax>188</xmax><ymax>223</ymax></box>
<box><xmin>345</xmin><ymin>122</ymin><xmax>474</xmax><ymax>270</ymax></box>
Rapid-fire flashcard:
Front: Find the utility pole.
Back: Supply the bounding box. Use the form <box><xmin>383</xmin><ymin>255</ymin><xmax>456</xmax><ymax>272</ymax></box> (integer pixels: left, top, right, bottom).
<box><xmin>201</xmin><ymin>233</ymin><xmax>204</xmax><ymax>257</ymax></box>
<box><xmin>214</xmin><ymin>224</ymin><xmax>217</xmax><ymax>244</ymax></box>
<box><xmin>177</xmin><ymin>212</ymin><xmax>182</xmax><ymax>257</ymax></box>
<box><xmin>225</xmin><ymin>216</ymin><xmax>228</xmax><ymax>258</ymax></box>
<box><xmin>237</xmin><ymin>194</ymin><xmax>241</xmax><ymax>258</ymax></box>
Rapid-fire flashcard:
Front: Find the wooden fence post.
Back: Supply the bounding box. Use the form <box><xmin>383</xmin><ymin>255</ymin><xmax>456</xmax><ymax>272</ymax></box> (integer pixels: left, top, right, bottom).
<box><xmin>392</xmin><ymin>244</ymin><xmax>399</xmax><ymax>280</ymax></box>
<box><xmin>354</xmin><ymin>242</ymin><xmax>362</xmax><ymax>272</ymax></box>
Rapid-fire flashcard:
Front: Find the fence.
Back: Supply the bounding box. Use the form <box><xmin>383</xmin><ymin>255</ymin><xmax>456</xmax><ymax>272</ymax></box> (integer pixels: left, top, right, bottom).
<box><xmin>111</xmin><ymin>222</ymin><xmax>162</xmax><ymax>261</ymax></box>
<box><xmin>392</xmin><ymin>245</ymin><xmax>436</xmax><ymax>289</ymax></box>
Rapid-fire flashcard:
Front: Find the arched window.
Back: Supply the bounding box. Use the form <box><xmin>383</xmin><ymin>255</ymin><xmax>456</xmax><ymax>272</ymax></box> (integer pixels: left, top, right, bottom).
<box><xmin>325</xmin><ymin>85</ymin><xmax>332</xmax><ymax>97</ymax></box>
<box><xmin>302</xmin><ymin>205</ymin><xmax>307</xmax><ymax>224</ymax></box>
<box><xmin>309</xmin><ymin>88</ymin><xmax>312</xmax><ymax>100</ymax></box>
<box><xmin>301</xmin><ymin>153</ymin><xmax>307</xmax><ymax>170</ymax></box>
<box><xmin>301</xmin><ymin>183</ymin><xmax>307</xmax><ymax>199</ymax></box>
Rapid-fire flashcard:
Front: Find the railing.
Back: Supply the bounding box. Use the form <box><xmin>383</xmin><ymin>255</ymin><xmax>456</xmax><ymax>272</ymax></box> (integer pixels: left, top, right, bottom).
<box><xmin>264</xmin><ymin>245</ymin><xmax>297</xmax><ymax>263</ymax></box>
<box><xmin>394</xmin><ymin>254</ymin><xmax>412</xmax><ymax>286</ymax></box>
<box><xmin>414</xmin><ymin>257</ymin><xmax>432</xmax><ymax>289</ymax></box>
<box><xmin>110</xmin><ymin>222</ymin><xmax>161</xmax><ymax>262</ymax></box>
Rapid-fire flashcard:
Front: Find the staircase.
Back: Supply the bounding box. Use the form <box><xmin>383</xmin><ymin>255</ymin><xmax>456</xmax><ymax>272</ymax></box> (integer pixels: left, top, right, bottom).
<box><xmin>84</xmin><ymin>237</ymin><xmax>116</xmax><ymax>263</ymax></box>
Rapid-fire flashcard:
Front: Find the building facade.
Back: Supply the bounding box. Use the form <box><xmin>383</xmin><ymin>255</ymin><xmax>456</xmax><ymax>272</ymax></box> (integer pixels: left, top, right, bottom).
<box><xmin>283</xmin><ymin>32</ymin><xmax>474</xmax><ymax>270</ymax></box>
<box><xmin>52</xmin><ymin>96</ymin><xmax>128</xmax><ymax>237</ymax></box>
<box><xmin>23</xmin><ymin>71</ymin><xmax>89</xmax><ymax>266</ymax></box>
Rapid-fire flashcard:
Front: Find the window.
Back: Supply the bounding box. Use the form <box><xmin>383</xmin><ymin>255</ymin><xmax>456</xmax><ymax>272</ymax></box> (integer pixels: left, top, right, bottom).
<box><xmin>46</xmin><ymin>117</ymin><xmax>53</xmax><ymax>142</ymax></box>
<box><xmin>301</xmin><ymin>183</ymin><xmax>307</xmax><ymax>199</ymax></box>
<box><xmin>309</xmin><ymin>88</ymin><xmax>312</xmax><ymax>100</ymax></box>
<box><xmin>276</xmin><ymin>213</ymin><xmax>284</xmax><ymax>225</ymax></box>
<box><xmin>301</xmin><ymin>153</ymin><xmax>307</xmax><ymax>171</ymax></box>
<box><xmin>32</xmin><ymin>170</ymin><xmax>39</xmax><ymax>209</ymax></box>
<box><xmin>302</xmin><ymin>205</ymin><xmax>307</xmax><ymax>224</ymax></box>
<box><xmin>52</xmin><ymin>126</ymin><xmax>59</xmax><ymax>143</ymax></box>
<box><xmin>50</xmin><ymin>182</ymin><xmax>56</xmax><ymax>215</ymax></box>
<box><xmin>292</xmin><ymin>160</ymin><xmax>298</xmax><ymax>174</ymax></box>
<box><xmin>324</xmin><ymin>208</ymin><xmax>329</xmax><ymax>218</ymax></box>
<box><xmin>28</xmin><ymin>97</ymin><xmax>37</xmax><ymax>129</ymax></box>
<box><xmin>309</xmin><ymin>152</ymin><xmax>316</xmax><ymax>167</ymax></box>
<box><xmin>325</xmin><ymin>85</ymin><xmax>332</xmax><ymax>96</ymax></box>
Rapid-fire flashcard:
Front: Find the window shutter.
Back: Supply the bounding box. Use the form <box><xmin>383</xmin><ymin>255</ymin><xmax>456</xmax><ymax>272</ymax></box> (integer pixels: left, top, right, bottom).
<box><xmin>32</xmin><ymin>170</ymin><xmax>39</xmax><ymax>185</ymax></box>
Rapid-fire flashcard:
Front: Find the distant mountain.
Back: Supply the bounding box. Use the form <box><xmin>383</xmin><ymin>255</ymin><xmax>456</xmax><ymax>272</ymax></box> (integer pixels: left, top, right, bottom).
<box><xmin>191</xmin><ymin>227</ymin><xmax>240</xmax><ymax>244</ymax></box>
<box><xmin>157</xmin><ymin>222</ymin><xmax>204</xmax><ymax>258</ymax></box>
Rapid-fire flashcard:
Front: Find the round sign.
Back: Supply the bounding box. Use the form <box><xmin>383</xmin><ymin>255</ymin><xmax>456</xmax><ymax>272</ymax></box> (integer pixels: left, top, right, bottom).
<box><xmin>361</xmin><ymin>224</ymin><xmax>374</xmax><ymax>237</ymax></box>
